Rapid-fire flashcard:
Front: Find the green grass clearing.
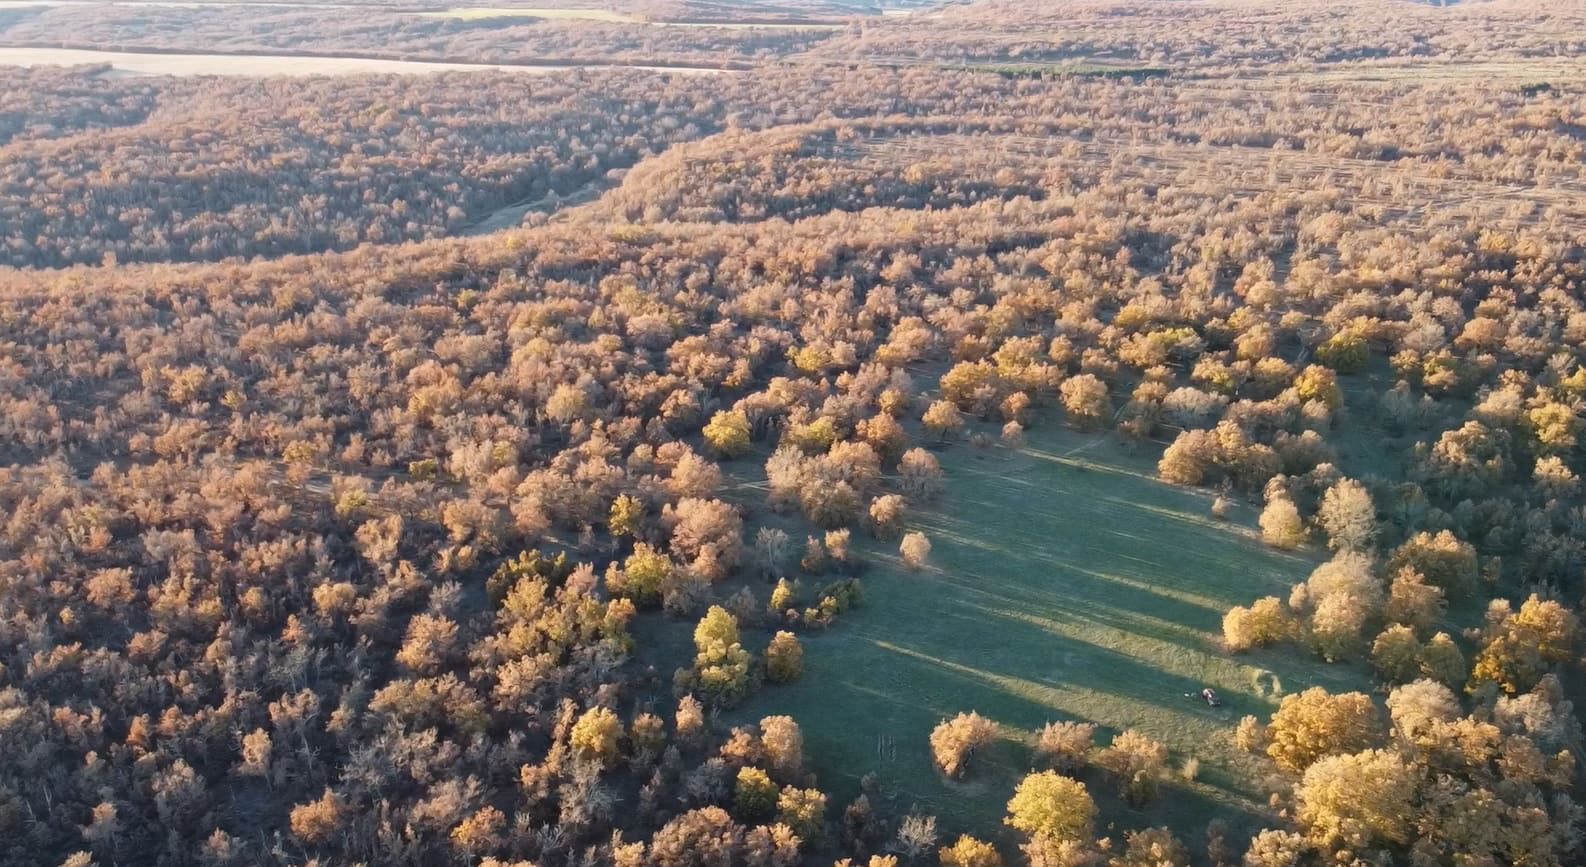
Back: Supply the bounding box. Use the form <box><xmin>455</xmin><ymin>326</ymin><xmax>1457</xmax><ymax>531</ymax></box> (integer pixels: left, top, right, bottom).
<box><xmin>726</xmin><ymin>424</ymin><xmax>1372</xmax><ymax>846</ymax></box>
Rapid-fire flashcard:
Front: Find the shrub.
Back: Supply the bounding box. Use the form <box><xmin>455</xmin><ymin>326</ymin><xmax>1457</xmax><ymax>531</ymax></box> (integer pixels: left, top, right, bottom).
<box><xmin>900</xmin><ymin>532</ymin><xmax>932</xmax><ymax>570</ymax></box>
<box><xmin>939</xmin><ymin>835</ymin><xmax>1003</xmax><ymax>867</ymax></box>
<box><xmin>1035</xmin><ymin>721</ymin><xmax>1095</xmax><ymax>773</ymax></box>
<box><xmin>1223</xmin><ymin>596</ymin><xmax>1291</xmax><ymax>652</ymax></box>
<box><xmin>1097</xmin><ymin>729</ymin><xmax>1168</xmax><ymax>805</ymax></box>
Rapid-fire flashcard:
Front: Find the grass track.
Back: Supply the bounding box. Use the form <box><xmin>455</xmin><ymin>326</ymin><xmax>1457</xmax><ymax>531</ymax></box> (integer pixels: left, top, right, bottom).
<box><xmin>727</xmin><ymin>425</ymin><xmax>1372</xmax><ymax>846</ymax></box>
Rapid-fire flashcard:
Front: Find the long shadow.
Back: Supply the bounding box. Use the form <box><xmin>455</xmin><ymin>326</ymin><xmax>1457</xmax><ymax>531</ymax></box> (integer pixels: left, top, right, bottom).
<box><xmin>759</xmin><ymin>631</ymin><xmax>1276</xmax><ymax>843</ymax></box>
<box><xmin>728</xmin><ymin>425</ymin><xmax>1372</xmax><ymax>847</ymax></box>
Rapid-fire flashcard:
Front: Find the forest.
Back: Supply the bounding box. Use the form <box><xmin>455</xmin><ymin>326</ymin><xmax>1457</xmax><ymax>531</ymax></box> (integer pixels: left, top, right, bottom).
<box><xmin>1</xmin><ymin>1</ymin><xmax>1585</xmax><ymax>866</ymax></box>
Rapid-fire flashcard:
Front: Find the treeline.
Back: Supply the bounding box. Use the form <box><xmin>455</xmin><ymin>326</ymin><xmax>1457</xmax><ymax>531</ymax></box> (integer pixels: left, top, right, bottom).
<box><xmin>812</xmin><ymin>0</ymin><xmax>1584</xmax><ymax>71</ymax></box>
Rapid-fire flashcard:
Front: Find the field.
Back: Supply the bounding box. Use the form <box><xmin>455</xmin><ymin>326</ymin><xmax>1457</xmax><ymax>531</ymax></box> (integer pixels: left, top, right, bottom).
<box><xmin>0</xmin><ymin>45</ymin><xmax>730</xmax><ymax>75</ymax></box>
<box><xmin>420</xmin><ymin>7</ymin><xmax>641</xmax><ymax>22</ymax></box>
<box><xmin>722</xmin><ymin>424</ymin><xmax>1373</xmax><ymax>844</ymax></box>
<box><xmin>420</xmin><ymin>4</ymin><xmax>848</xmax><ymax>27</ymax></box>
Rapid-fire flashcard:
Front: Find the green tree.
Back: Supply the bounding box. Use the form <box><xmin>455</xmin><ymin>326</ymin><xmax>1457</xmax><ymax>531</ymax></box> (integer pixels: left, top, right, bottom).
<box><xmin>765</xmin><ymin>631</ymin><xmax>803</xmax><ymax>684</ymax></box>
<box><xmin>735</xmin><ymin>767</ymin><xmax>778</xmax><ymax>821</ymax></box>
<box><xmin>693</xmin><ymin>606</ymin><xmax>753</xmax><ymax>704</ymax></box>
<box><xmin>609</xmin><ymin>493</ymin><xmax>644</xmax><ymax>538</ymax></box>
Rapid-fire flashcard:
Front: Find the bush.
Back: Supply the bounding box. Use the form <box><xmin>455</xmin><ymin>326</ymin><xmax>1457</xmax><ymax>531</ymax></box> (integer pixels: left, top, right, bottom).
<box><xmin>900</xmin><ymin>532</ymin><xmax>932</xmax><ymax>570</ymax></box>
<box><xmin>939</xmin><ymin>835</ymin><xmax>1003</xmax><ymax>867</ymax></box>
<box><xmin>1035</xmin><ymin>720</ymin><xmax>1095</xmax><ymax>773</ymax></box>
<box><xmin>1097</xmin><ymin>729</ymin><xmax>1168</xmax><ymax>805</ymax></box>
<box><xmin>1223</xmin><ymin>596</ymin><xmax>1291</xmax><ymax>652</ymax></box>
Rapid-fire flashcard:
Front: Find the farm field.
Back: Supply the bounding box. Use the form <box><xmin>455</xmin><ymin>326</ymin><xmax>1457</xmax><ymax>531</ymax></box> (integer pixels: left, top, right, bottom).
<box><xmin>424</xmin><ymin>6</ymin><xmax>846</xmax><ymax>28</ymax></box>
<box><xmin>0</xmin><ymin>45</ymin><xmax>729</xmax><ymax>74</ymax></box>
<box><xmin>725</xmin><ymin>423</ymin><xmax>1373</xmax><ymax>844</ymax></box>
<box><xmin>419</xmin><ymin>6</ymin><xmax>641</xmax><ymax>22</ymax></box>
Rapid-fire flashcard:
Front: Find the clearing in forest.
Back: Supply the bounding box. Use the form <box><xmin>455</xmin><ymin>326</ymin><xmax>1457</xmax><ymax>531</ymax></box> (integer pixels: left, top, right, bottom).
<box><xmin>732</xmin><ymin>424</ymin><xmax>1372</xmax><ymax>843</ymax></box>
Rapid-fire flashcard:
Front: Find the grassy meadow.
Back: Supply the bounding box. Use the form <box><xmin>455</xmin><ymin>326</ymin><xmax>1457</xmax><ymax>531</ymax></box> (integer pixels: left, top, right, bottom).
<box><xmin>724</xmin><ymin>424</ymin><xmax>1373</xmax><ymax>845</ymax></box>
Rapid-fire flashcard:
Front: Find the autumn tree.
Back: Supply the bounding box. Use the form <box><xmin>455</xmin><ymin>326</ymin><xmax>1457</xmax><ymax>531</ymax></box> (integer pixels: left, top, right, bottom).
<box><xmin>1317</xmin><ymin>478</ymin><xmax>1375</xmax><ymax>552</ymax></box>
<box><xmin>1296</xmin><ymin>749</ymin><xmax>1416</xmax><ymax>852</ymax></box>
<box><xmin>930</xmin><ymin>712</ymin><xmax>998</xmax><ymax>778</ymax></box>
<box><xmin>1469</xmin><ymin>595</ymin><xmax>1580</xmax><ymax>694</ymax></box>
<box><xmin>760</xmin><ymin>715</ymin><xmax>804</xmax><ymax>782</ymax></box>
<box><xmin>1386</xmin><ymin>530</ymin><xmax>1477</xmax><ymax>597</ymax></box>
<box><xmin>1258</xmin><ymin>495</ymin><xmax>1307</xmax><ymax>549</ymax></box>
<box><xmin>1004</xmin><ymin>771</ymin><xmax>1096</xmax><ymax>844</ymax></box>
<box><xmin>289</xmin><ymin>789</ymin><xmax>347</xmax><ymax>846</ymax></box>
<box><xmin>1097</xmin><ymin>729</ymin><xmax>1168</xmax><ymax>805</ymax></box>
<box><xmin>571</xmin><ymin>706</ymin><xmax>623</xmax><ymax>766</ymax></box>
<box><xmin>1265</xmin><ymin>688</ymin><xmax>1383</xmax><ymax>773</ymax></box>
<box><xmin>1223</xmin><ymin>596</ymin><xmax>1291</xmax><ymax>652</ymax></box>
<box><xmin>1035</xmin><ymin>721</ymin><xmax>1095</xmax><ymax>774</ymax></box>
<box><xmin>1059</xmin><ymin>374</ymin><xmax>1111</xmax><ymax>429</ymax></box>
<box><xmin>923</xmin><ymin>400</ymin><xmax>964</xmax><ymax>442</ymax></box>
<box><xmin>776</xmin><ymin>787</ymin><xmax>826</xmax><ymax>841</ymax></box>
<box><xmin>940</xmin><ymin>835</ymin><xmax>1003</xmax><ymax>867</ymax></box>
<box><xmin>705</xmin><ymin>409</ymin><xmax>753</xmax><ymax>457</ymax></box>
<box><xmin>898</xmin><ymin>448</ymin><xmax>944</xmax><ymax>500</ymax></box>
<box><xmin>1109</xmin><ymin>827</ymin><xmax>1189</xmax><ymax>867</ymax></box>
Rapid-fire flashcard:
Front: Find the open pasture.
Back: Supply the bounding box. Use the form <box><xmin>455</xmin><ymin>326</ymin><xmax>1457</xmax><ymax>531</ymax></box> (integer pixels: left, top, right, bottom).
<box><xmin>731</xmin><ymin>425</ymin><xmax>1373</xmax><ymax>842</ymax></box>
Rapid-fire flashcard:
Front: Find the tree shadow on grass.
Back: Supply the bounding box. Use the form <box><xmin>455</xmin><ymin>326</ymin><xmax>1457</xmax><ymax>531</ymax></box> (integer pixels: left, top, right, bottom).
<box><xmin>730</xmin><ymin>425</ymin><xmax>1368</xmax><ymax>848</ymax></box>
<box><xmin>777</xmin><ymin>631</ymin><xmax>1279</xmax><ymax>845</ymax></box>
